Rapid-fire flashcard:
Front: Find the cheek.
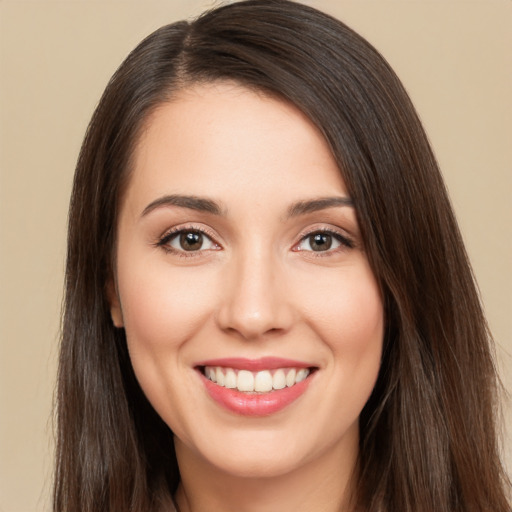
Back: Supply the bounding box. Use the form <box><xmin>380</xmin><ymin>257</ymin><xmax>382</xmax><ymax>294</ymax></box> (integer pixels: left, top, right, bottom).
<box><xmin>330</xmin><ymin>285</ymin><xmax>383</xmax><ymax>356</ymax></box>
<box><xmin>117</xmin><ymin>259</ymin><xmax>218</xmax><ymax>357</ymax></box>
<box><xmin>115</xmin><ymin>260</ymin><xmax>220</xmax><ymax>435</ymax></box>
<box><xmin>304</xmin><ymin>263</ymin><xmax>384</xmax><ymax>432</ymax></box>
<box><xmin>300</xmin><ymin>262</ymin><xmax>383</xmax><ymax>350</ymax></box>
<box><xmin>296</xmin><ymin>260</ymin><xmax>384</xmax><ymax>405</ymax></box>
<box><xmin>335</xmin><ymin>283</ymin><xmax>382</xmax><ymax>375</ymax></box>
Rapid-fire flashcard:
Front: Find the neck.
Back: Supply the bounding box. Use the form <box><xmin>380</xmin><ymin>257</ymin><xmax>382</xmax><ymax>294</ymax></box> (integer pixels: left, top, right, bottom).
<box><xmin>173</xmin><ymin>431</ymin><xmax>359</xmax><ymax>512</ymax></box>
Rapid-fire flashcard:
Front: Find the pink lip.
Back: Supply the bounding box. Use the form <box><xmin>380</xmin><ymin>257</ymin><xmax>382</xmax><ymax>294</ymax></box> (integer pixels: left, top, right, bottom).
<box><xmin>195</xmin><ymin>357</ymin><xmax>311</xmax><ymax>371</ymax></box>
<box><xmin>195</xmin><ymin>358</ymin><xmax>316</xmax><ymax>417</ymax></box>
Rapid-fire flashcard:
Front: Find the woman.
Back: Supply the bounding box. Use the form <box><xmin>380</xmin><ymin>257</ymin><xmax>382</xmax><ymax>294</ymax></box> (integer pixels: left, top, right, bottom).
<box><xmin>54</xmin><ymin>1</ymin><xmax>510</xmax><ymax>511</ymax></box>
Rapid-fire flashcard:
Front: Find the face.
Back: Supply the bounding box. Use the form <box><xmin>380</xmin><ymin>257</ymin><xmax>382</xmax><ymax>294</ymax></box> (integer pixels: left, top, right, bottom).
<box><xmin>110</xmin><ymin>82</ymin><xmax>383</xmax><ymax>479</ymax></box>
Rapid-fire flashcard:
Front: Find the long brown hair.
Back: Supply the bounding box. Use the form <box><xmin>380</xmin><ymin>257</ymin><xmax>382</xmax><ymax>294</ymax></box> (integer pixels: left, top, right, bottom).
<box><xmin>54</xmin><ymin>1</ymin><xmax>510</xmax><ymax>510</ymax></box>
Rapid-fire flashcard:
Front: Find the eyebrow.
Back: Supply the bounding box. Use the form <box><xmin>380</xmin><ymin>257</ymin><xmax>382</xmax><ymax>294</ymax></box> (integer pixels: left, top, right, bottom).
<box><xmin>286</xmin><ymin>196</ymin><xmax>354</xmax><ymax>218</ymax></box>
<box><xmin>141</xmin><ymin>194</ymin><xmax>354</xmax><ymax>219</ymax></box>
<box><xmin>141</xmin><ymin>194</ymin><xmax>225</xmax><ymax>217</ymax></box>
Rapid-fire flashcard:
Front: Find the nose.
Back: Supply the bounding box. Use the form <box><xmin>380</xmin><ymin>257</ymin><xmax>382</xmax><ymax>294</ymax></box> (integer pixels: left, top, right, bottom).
<box><xmin>215</xmin><ymin>250</ymin><xmax>295</xmax><ymax>340</ymax></box>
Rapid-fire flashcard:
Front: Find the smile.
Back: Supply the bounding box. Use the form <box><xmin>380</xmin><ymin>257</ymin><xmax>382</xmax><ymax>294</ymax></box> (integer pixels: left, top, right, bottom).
<box><xmin>202</xmin><ymin>366</ymin><xmax>310</xmax><ymax>393</ymax></box>
<box><xmin>196</xmin><ymin>358</ymin><xmax>317</xmax><ymax>416</ymax></box>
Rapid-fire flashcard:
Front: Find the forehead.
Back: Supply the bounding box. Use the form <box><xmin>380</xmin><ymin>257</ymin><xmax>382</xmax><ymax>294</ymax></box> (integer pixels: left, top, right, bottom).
<box><xmin>124</xmin><ymin>82</ymin><xmax>346</xmax><ymax>214</ymax></box>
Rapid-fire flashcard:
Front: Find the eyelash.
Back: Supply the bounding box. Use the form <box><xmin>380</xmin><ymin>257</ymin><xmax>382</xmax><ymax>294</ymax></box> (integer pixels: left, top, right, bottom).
<box><xmin>293</xmin><ymin>228</ymin><xmax>355</xmax><ymax>256</ymax></box>
<box><xmin>154</xmin><ymin>226</ymin><xmax>355</xmax><ymax>258</ymax></box>
<box><xmin>155</xmin><ymin>225</ymin><xmax>220</xmax><ymax>258</ymax></box>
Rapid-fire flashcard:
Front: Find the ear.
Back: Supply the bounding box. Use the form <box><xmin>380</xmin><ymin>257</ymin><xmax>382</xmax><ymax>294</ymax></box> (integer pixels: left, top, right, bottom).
<box><xmin>106</xmin><ymin>278</ymin><xmax>124</xmax><ymax>328</ymax></box>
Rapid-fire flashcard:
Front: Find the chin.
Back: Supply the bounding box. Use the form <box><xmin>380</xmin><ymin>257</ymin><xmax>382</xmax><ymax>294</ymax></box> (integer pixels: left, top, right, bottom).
<box><xmin>181</xmin><ymin>426</ymin><xmax>327</xmax><ymax>480</ymax></box>
<box><xmin>206</xmin><ymin>448</ymin><xmax>307</xmax><ymax>480</ymax></box>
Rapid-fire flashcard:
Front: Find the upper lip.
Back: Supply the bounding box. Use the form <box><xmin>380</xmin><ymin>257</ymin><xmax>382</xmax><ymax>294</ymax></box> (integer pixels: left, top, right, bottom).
<box><xmin>195</xmin><ymin>357</ymin><xmax>314</xmax><ymax>372</ymax></box>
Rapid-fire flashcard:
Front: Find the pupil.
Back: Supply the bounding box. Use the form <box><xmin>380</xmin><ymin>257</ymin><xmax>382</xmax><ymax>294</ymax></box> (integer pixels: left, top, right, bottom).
<box><xmin>180</xmin><ymin>231</ymin><xmax>202</xmax><ymax>251</ymax></box>
<box><xmin>311</xmin><ymin>233</ymin><xmax>331</xmax><ymax>251</ymax></box>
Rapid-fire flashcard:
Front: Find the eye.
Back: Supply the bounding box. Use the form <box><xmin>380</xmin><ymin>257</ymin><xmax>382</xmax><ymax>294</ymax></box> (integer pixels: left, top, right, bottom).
<box><xmin>295</xmin><ymin>230</ymin><xmax>354</xmax><ymax>253</ymax></box>
<box><xmin>159</xmin><ymin>228</ymin><xmax>219</xmax><ymax>253</ymax></box>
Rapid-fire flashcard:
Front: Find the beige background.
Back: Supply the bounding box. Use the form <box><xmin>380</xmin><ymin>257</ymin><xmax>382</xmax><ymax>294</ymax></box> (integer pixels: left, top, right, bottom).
<box><xmin>0</xmin><ymin>1</ymin><xmax>510</xmax><ymax>510</ymax></box>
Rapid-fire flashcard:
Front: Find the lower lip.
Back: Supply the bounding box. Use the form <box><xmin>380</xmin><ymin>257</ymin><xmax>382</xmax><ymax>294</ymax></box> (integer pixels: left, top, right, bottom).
<box><xmin>200</xmin><ymin>371</ymin><xmax>313</xmax><ymax>416</ymax></box>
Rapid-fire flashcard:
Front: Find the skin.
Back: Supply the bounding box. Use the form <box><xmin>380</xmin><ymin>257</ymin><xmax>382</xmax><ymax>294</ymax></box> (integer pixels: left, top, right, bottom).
<box><xmin>109</xmin><ymin>82</ymin><xmax>384</xmax><ymax>512</ymax></box>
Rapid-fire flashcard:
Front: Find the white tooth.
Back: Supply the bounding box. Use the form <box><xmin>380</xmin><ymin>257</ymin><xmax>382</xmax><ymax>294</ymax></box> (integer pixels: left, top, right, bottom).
<box><xmin>286</xmin><ymin>368</ymin><xmax>296</xmax><ymax>387</ymax></box>
<box><xmin>254</xmin><ymin>370</ymin><xmax>273</xmax><ymax>392</ymax></box>
<box><xmin>216</xmin><ymin>367</ymin><xmax>225</xmax><ymax>386</ymax></box>
<box><xmin>295</xmin><ymin>368</ymin><xmax>309</xmax><ymax>383</ymax></box>
<box><xmin>272</xmin><ymin>369</ymin><xmax>286</xmax><ymax>390</ymax></box>
<box><xmin>237</xmin><ymin>370</ymin><xmax>254</xmax><ymax>392</ymax></box>
<box><xmin>206</xmin><ymin>367</ymin><xmax>216</xmax><ymax>382</ymax></box>
<box><xmin>224</xmin><ymin>368</ymin><xmax>237</xmax><ymax>388</ymax></box>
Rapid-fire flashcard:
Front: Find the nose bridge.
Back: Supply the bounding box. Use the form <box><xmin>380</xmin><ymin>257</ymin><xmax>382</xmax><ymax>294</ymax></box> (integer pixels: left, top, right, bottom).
<box><xmin>216</xmin><ymin>243</ymin><xmax>292</xmax><ymax>339</ymax></box>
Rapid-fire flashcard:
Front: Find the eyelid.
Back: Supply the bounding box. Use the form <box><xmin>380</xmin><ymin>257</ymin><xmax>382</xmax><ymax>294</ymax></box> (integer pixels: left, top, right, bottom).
<box><xmin>292</xmin><ymin>226</ymin><xmax>355</xmax><ymax>253</ymax></box>
<box><xmin>155</xmin><ymin>224</ymin><xmax>222</xmax><ymax>255</ymax></box>
<box><xmin>153</xmin><ymin>223</ymin><xmax>355</xmax><ymax>257</ymax></box>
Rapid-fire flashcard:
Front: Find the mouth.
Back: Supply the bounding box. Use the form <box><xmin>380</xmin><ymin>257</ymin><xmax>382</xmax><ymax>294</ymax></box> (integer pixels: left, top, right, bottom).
<box><xmin>199</xmin><ymin>366</ymin><xmax>312</xmax><ymax>393</ymax></box>
<box><xmin>195</xmin><ymin>358</ymin><xmax>318</xmax><ymax>416</ymax></box>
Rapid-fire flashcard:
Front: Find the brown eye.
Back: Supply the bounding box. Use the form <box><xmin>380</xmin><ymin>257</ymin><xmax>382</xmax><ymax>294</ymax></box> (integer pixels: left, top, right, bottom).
<box><xmin>161</xmin><ymin>229</ymin><xmax>218</xmax><ymax>253</ymax></box>
<box><xmin>294</xmin><ymin>230</ymin><xmax>354</xmax><ymax>254</ymax></box>
<box><xmin>180</xmin><ymin>231</ymin><xmax>203</xmax><ymax>251</ymax></box>
<box><xmin>308</xmin><ymin>233</ymin><xmax>332</xmax><ymax>251</ymax></box>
